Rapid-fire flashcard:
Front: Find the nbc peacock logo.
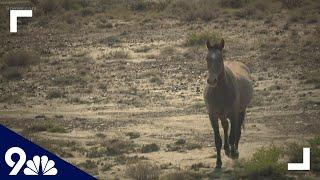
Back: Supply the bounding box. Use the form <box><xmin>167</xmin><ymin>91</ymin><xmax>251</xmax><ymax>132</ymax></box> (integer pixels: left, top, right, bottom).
<box><xmin>24</xmin><ymin>155</ymin><xmax>58</xmax><ymax>176</ymax></box>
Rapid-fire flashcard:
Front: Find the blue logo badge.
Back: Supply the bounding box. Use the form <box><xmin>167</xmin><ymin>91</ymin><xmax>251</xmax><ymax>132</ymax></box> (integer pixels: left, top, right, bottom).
<box><xmin>0</xmin><ymin>125</ymin><xmax>96</xmax><ymax>179</ymax></box>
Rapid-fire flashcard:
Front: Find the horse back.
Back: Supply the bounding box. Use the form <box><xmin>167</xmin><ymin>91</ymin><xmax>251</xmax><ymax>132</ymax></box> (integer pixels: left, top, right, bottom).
<box><xmin>225</xmin><ymin>61</ymin><xmax>253</xmax><ymax>111</ymax></box>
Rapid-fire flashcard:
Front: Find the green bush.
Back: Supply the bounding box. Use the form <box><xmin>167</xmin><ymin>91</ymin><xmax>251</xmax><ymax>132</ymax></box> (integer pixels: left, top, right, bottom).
<box><xmin>234</xmin><ymin>146</ymin><xmax>286</xmax><ymax>179</ymax></box>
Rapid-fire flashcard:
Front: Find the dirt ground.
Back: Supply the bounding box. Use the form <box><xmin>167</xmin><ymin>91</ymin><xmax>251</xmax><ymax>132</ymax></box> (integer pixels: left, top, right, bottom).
<box><xmin>0</xmin><ymin>0</ymin><xmax>319</xmax><ymax>179</ymax></box>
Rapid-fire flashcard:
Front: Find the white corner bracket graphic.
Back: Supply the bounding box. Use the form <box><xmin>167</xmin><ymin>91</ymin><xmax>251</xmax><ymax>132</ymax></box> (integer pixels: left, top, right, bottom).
<box><xmin>288</xmin><ymin>147</ymin><xmax>310</xmax><ymax>171</ymax></box>
<box><xmin>10</xmin><ymin>10</ymin><xmax>32</xmax><ymax>33</ymax></box>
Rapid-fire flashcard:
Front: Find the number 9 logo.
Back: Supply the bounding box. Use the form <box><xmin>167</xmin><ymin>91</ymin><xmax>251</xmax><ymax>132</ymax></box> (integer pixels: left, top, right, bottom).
<box><xmin>5</xmin><ymin>147</ymin><xmax>26</xmax><ymax>175</ymax></box>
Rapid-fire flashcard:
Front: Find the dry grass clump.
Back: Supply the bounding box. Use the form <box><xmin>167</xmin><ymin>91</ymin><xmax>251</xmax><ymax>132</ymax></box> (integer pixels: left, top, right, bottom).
<box><xmin>25</xmin><ymin>120</ymin><xmax>68</xmax><ymax>133</ymax></box>
<box><xmin>39</xmin><ymin>0</ymin><xmax>90</xmax><ymax>14</ymax></box>
<box><xmin>141</xmin><ymin>143</ymin><xmax>160</xmax><ymax>153</ymax></box>
<box><xmin>103</xmin><ymin>139</ymin><xmax>136</xmax><ymax>156</ymax></box>
<box><xmin>129</xmin><ymin>0</ymin><xmax>171</xmax><ymax>12</ymax></box>
<box><xmin>1</xmin><ymin>50</ymin><xmax>40</xmax><ymax>68</ymax></box>
<box><xmin>160</xmin><ymin>170</ymin><xmax>204</xmax><ymax>180</ymax></box>
<box><xmin>105</xmin><ymin>50</ymin><xmax>131</xmax><ymax>60</ymax></box>
<box><xmin>0</xmin><ymin>50</ymin><xmax>41</xmax><ymax>80</ymax></box>
<box><xmin>166</xmin><ymin>0</ymin><xmax>220</xmax><ymax>21</ymax></box>
<box><xmin>126</xmin><ymin>161</ymin><xmax>160</xmax><ymax>180</ymax></box>
<box><xmin>185</xmin><ymin>30</ymin><xmax>220</xmax><ymax>46</ymax></box>
<box><xmin>46</xmin><ymin>90</ymin><xmax>66</xmax><ymax>99</ymax></box>
<box><xmin>281</xmin><ymin>0</ymin><xmax>302</xmax><ymax>9</ymax></box>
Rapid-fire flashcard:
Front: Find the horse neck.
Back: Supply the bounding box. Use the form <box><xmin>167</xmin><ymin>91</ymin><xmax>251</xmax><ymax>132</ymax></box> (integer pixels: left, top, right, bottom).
<box><xmin>217</xmin><ymin>64</ymin><xmax>227</xmax><ymax>87</ymax></box>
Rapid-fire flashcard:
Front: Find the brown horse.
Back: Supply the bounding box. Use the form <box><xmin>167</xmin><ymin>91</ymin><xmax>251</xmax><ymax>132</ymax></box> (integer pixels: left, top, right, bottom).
<box><xmin>204</xmin><ymin>38</ymin><xmax>253</xmax><ymax>169</ymax></box>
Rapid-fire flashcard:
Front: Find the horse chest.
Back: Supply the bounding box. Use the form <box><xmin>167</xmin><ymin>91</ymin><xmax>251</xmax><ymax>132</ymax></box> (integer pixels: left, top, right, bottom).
<box><xmin>204</xmin><ymin>85</ymin><xmax>237</xmax><ymax>113</ymax></box>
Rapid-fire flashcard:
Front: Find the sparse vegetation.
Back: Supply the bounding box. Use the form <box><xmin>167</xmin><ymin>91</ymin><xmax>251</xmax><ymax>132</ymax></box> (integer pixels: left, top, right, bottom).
<box><xmin>126</xmin><ymin>132</ymin><xmax>140</xmax><ymax>139</ymax></box>
<box><xmin>103</xmin><ymin>139</ymin><xmax>136</xmax><ymax>156</ymax></box>
<box><xmin>1</xmin><ymin>67</ymin><xmax>23</xmax><ymax>80</ymax></box>
<box><xmin>141</xmin><ymin>143</ymin><xmax>160</xmax><ymax>153</ymax></box>
<box><xmin>160</xmin><ymin>170</ymin><xmax>205</xmax><ymax>180</ymax></box>
<box><xmin>234</xmin><ymin>146</ymin><xmax>286</xmax><ymax>179</ymax></box>
<box><xmin>166</xmin><ymin>140</ymin><xmax>201</xmax><ymax>152</ymax></box>
<box><xmin>46</xmin><ymin>90</ymin><xmax>65</xmax><ymax>99</ymax></box>
<box><xmin>52</xmin><ymin>74</ymin><xmax>88</xmax><ymax>86</ymax></box>
<box><xmin>32</xmin><ymin>138</ymin><xmax>78</xmax><ymax>158</ymax></box>
<box><xmin>185</xmin><ymin>30</ymin><xmax>220</xmax><ymax>46</ymax></box>
<box><xmin>99</xmin><ymin>36</ymin><xmax>122</xmax><ymax>46</ymax></box>
<box><xmin>0</xmin><ymin>50</ymin><xmax>41</xmax><ymax>69</ymax></box>
<box><xmin>78</xmin><ymin>160</ymin><xmax>98</xmax><ymax>175</ymax></box>
<box><xmin>25</xmin><ymin>120</ymin><xmax>68</xmax><ymax>133</ymax></box>
<box><xmin>105</xmin><ymin>50</ymin><xmax>131</xmax><ymax>60</ymax></box>
<box><xmin>126</xmin><ymin>161</ymin><xmax>160</xmax><ymax>180</ymax></box>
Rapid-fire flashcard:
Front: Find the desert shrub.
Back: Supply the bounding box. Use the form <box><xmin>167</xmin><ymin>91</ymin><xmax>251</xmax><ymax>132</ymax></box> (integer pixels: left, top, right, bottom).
<box><xmin>160</xmin><ymin>170</ymin><xmax>204</xmax><ymax>180</ymax></box>
<box><xmin>25</xmin><ymin>120</ymin><xmax>67</xmax><ymax>133</ymax></box>
<box><xmin>1</xmin><ymin>50</ymin><xmax>40</xmax><ymax>68</ymax></box>
<box><xmin>185</xmin><ymin>30</ymin><xmax>220</xmax><ymax>46</ymax></box>
<box><xmin>126</xmin><ymin>161</ymin><xmax>160</xmax><ymax>180</ymax></box>
<box><xmin>52</xmin><ymin>74</ymin><xmax>88</xmax><ymax>86</ymax></box>
<box><xmin>32</xmin><ymin>138</ymin><xmax>77</xmax><ymax>158</ymax></box>
<box><xmin>101</xmin><ymin>163</ymin><xmax>113</xmax><ymax>171</ymax></box>
<box><xmin>81</xmin><ymin>7</ymin><xmax>94</xmax><ymax>16</ymax></box>
<box><xmin>141</xmin><ymin>143</ymin><xmax>160</xmax><ymax>153</ymax></box>
<box><xmin>40</xmin><ymin>0</ymin><xmax>59</xmax><ymax>13</ymax></box>
<box><xmin>0</xmin><ymin>94</ymin><xmax>22</xmax><ymax>104</ymax></box>
<box><xmin>126</xmin><ymin>132</ymin><xmax>140</xmax><ymax>139</ymax></box>
<box><xmin>234</xmin><ymin>6</ymin><xmax>257</xmax><ymax>19</ymax></box>
<box><xmin>61</xmin><ymin>0</ymin><xmax>89</xmax><ymax>11</ymax></box>
<box><xmin>77</xmin><ymin>160</ymin><xmax>98</xmax><ymax>175</ymax></box>
<box><xmin>46</xmin><ymin>89</ymin><xmax>65</xmax><ymax>99</ymax></box>
<box><xmin>129</xmin><ymin>0</ymin><xmax>171</xmax><ymax>12</ymax></box>
<box><xmin>286</xmin><ymin>142</ymin><xmax>305</xmax><ymax>163</ymax></box>
<box><xmin>1</xmin><ymin>67</ymin><xmax>23</xmax><ymax>80</ymax></box>
<box><xmin>105</xmin><ymin>50</ymin><xmax>131</xmax><ymax>59</ymax></box>
<box><xmin>281</xmin><ymin>0</ymin><xmax>302</xmax><ymax>9</ymax></box>
<box><xmin>99</xmin><ymin>35</ymin><xmax>122</xmax><ymax>46</ymax></box>
<box><xmin>103</xmin><ymin>139</ymin><xmax>136</xmax><ymax>156</ymax></box>
<box><xmin>309</xmin><ymin>136</ymin><xmax>320</xmax><ymax>173</ymax></box>
<box><xmin>167</xmin><ymin>0</ymin><xmax>219</xmax><ymax>21</ymax></box>
<box><xmin>234</xmin><ymin>146</ymin><xmax>286</xmax><ymax>179</ymax></box>
<box><xmin>220</xmin><ymin>0</ymin><xmax>247</xmax><ymax>8</ymax></box>
<box><xmin>0</xmin><ymin>50</ymin><xmax>40</xmax><ymax>80</ymax></box>
<box><xmin>304</xmin><ymin>71</ymin><xmax>320</xmax><ymax>87</ymax></box>
<box><xmin>149</xmin><ymin>75</ymin><xmax>164</xmax><ymax>85</ymax></box>
<box><xmin>86</xmin><ymin>147</ymin><xmax>107</xmax><ymax>158</ymax></box>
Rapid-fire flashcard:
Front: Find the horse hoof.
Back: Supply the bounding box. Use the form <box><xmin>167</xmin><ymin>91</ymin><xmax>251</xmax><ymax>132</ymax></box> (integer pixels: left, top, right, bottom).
<box><xmin>215</xmin><ymin>160</ymin><xmax>222</xmax><ymax>169</ymax></box>
<box><xmin>231</xmin><ymin>149</ymin><xmax>239</xmax><ymax>159</ymax></box>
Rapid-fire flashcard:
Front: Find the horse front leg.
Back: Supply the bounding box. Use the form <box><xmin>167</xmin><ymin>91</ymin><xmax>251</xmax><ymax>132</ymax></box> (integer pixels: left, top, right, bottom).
<box><xmin>221</xmin><ymin>117</ymin><xmax>230</xmax><ymax>157</ymax></box>
<box><xmin>209</xmin><ymin>114</ymin><xmax>222</xmax><ymax>168</ymax></box>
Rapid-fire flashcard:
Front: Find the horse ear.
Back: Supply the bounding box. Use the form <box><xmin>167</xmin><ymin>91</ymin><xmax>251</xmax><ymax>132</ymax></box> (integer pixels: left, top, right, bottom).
<box><xmin>219</xmin><ymin>38</ymin><xmax>225</xmax><ymax>50</ymax></box>
<box><xmin>206</xmin><ymin>40</ymin><xmax>212</xmax><ymax>50</ymax></box>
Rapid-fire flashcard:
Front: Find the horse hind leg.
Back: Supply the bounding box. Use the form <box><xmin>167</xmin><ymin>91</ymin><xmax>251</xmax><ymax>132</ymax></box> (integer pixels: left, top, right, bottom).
<box><xmin>209</xmin><ymin>114</ymin><xmax>222</xmax><ymax>169</ymax></box>
<box><xmin>235</xmin><ymin>111</ymin><xmax>246</xmax><ymax>150</ymax></box>
<box><xmin>229</xmin><ymin>113</ymin><xmax>240</xmax><ymax>159</ymax></box>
